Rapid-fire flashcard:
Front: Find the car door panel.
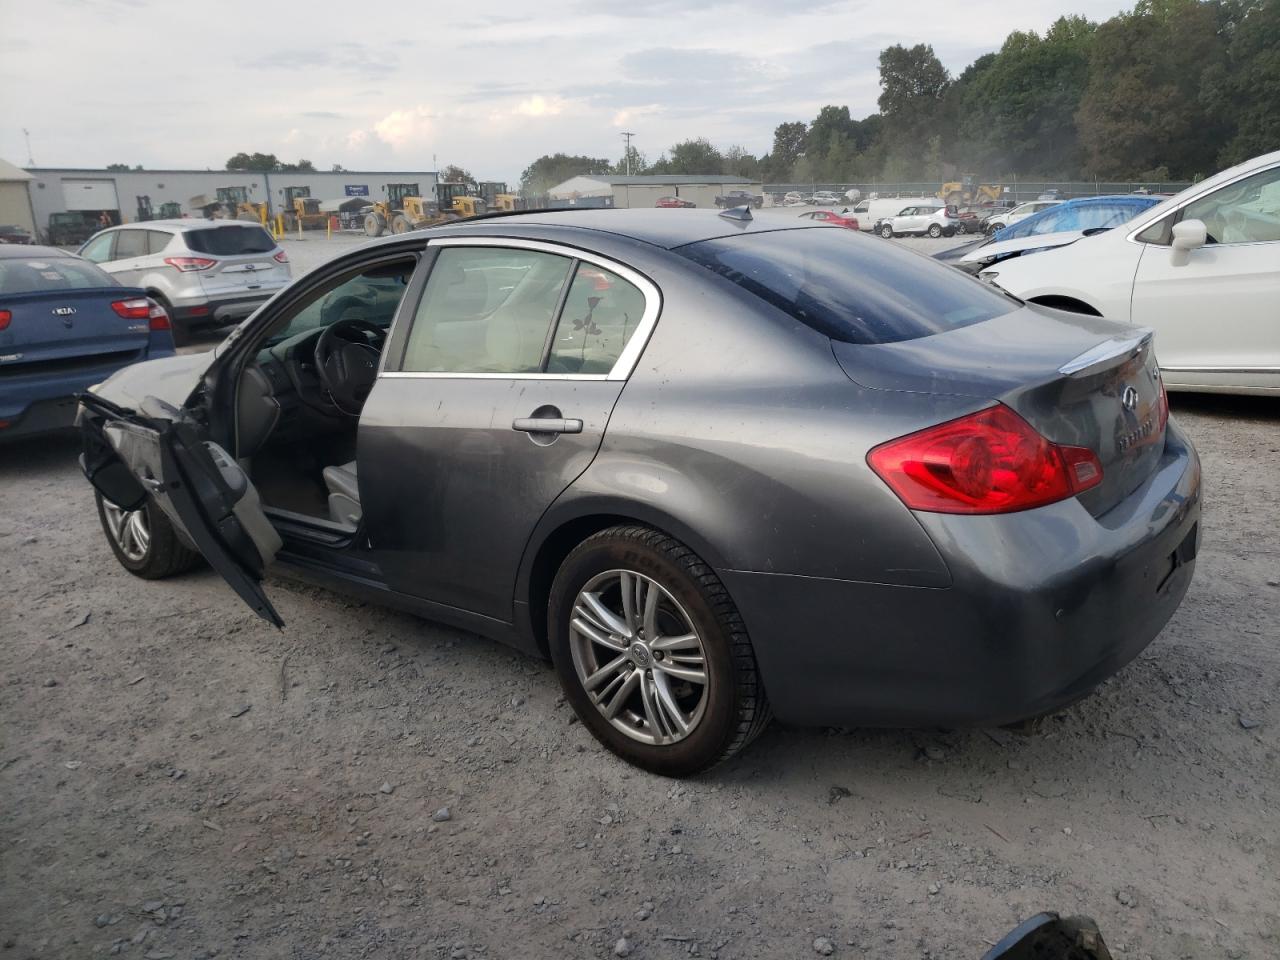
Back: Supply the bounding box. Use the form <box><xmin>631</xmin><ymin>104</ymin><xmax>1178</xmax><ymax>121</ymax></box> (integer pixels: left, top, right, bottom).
<box><xmin>1131</xmin><ymin>241</ymin><xmax>1280</xmax><ymax>387</ymax></box>
<box><xmin>79</xmin><ymin>393</ymin><xmax>284</xmax><ymax>626</ymax></box>
<box><xmin>358</xmin><ymin>376</ymin><xmax>624</xmax><ymax>621</ymax></box>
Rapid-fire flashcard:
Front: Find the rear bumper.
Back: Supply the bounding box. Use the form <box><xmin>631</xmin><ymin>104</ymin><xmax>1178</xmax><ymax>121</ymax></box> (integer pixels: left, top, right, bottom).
<box><xmin>0</xmin><ymin>344</ymin><xmax>170</xmax><ymax>440</ymax></box>
<box><xmin>724</xmin><ymin>421</ymin><xmax>1201</xmax><ymax>727</ymax></box>
<box><xmin>169</xmin><ymin>291</ymin><xmax>280</xmax><ymax>330</ymax></box>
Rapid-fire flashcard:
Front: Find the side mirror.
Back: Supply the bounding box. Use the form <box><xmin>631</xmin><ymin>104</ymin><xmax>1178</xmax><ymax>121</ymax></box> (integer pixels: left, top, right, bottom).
<box><xmin>1170</xmin><ymin>219</ymin><xmax>1207</xmax><ymax>266</ymax></box>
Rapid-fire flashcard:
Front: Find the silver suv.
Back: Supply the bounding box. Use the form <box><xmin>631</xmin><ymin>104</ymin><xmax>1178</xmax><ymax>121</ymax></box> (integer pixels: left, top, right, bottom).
<box><xmin>78</xmin><ymin>220</ymin><xmax>291</xmax><ymax>343</ymax></box>
<box><xmin>874</xmin><ymin>203</ymin><xmax>959</xmax><ymax>238</ymax></box>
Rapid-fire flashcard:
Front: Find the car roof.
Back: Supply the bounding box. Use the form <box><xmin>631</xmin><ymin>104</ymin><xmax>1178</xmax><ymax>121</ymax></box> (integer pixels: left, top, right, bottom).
<box><xmin>428</xmin><ymin>208</ymin><xmax>816</xmax><ymax>250</ymax></box>
<box><xmin>98</xmin><ymin>219</ymin><xmax>269</xmax><ymax>232</ymax></box>
<box><xmin>0</xmin><ymin>244</ymin><xmax>73</xmax><ymax>260</ymax></box>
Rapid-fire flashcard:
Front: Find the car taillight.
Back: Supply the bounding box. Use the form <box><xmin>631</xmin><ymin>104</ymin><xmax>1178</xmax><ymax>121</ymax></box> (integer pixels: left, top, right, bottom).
<box><xmin>272</xmin><ymin>249</ymin><xmax>288</xmax><ymax>264</ymax></box>
<box><xmin>147</xmin><ymin>299</ymin><xmax>171</xmax><ymax>332</ymax></box>
<box><xmin>867</xmin><ymin>403</ymin><xmax>1103</xmax><ymax>515</ymax></box>
<box><xmin>0</xmin><ymin>309</ymin><xmax>10</xmax><ymax>331</ymax></box>
<box><xmin>110</xmin><ymin>298</ymin><xmax>152</xmax><ymax>320</ymax></box>
<box><xmin>163</xmin><ymin>256</ymin><xmax>216</xmax><ymax>272</ymax></box>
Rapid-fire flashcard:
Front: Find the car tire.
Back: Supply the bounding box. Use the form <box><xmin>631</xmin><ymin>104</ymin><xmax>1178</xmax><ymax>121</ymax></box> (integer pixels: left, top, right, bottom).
<box><xmin>955</xmin><ymin>221</ymin><xmax>968</xmax><ymax>235</ymax></box>
<box><xmin>548</xmin><ymin>525</ymin><xmax>772</xmax><ymax>776</ymax></box>
<box><xmin>364</xmin><ymin>213</ymin><xmax>384</xmax><ymax>238</ymax></box>
<box><xmin>95</xmin><ymin>490</ymin><xmax>200</xmax><ymax>580</ymax></box>
<box><xmin>879</xmin><ymin>224</ymin><xmax>894</xmax><ymax>239</ymax></box>
<box><xmin>928</xmin><ymin>224</ymin><xmax>943</xmax><ymax>238</ymax></box>
<box><xmin>391</xmin><ymin>215</ymin><xmax>412</xmax><ymax>234</ymax></box>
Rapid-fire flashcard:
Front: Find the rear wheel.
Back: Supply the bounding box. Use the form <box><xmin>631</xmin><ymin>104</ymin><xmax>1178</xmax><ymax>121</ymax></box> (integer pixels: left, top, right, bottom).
<box><xmin>879</xmin><ymin>224</ymin><xmax>894</xmax><ymax>239</ymax></box>
<box><xmin>95</xmin><ymin>491</ymin><xmax>200</xmax><ymax>579</ymax></box>
<box><xmin>549</xmin><ymin>525</ymin><xmax>771</xmax><ymax>776</ymax></box>
<box><xmin>955</xmin><ymin>220</ymin><xmax>969</xmax><ymax>235</ymax></box>
<box><xmin>391</xmin><ymin>214</ymin><xmax>412</xmax><ymax>234</ymax></box>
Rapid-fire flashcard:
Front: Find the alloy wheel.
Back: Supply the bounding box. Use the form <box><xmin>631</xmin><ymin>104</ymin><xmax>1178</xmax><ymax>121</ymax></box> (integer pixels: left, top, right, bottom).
<box><xmin>101</xmin><ymin>500</ymin><xmax>150</xmax><ymax>562</ymax></box>
<box><xmin>568</xmin><ymin>569</ymin><xmax>709</xmax><ymax>745</ymax></box>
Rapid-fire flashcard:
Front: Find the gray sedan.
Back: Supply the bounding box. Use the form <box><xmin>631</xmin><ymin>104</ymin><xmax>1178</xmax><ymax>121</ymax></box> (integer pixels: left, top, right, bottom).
<box><xmin>78</xmin><ymin>209</ymin><xmax>1201</xmax><ymax>776</ymax></box>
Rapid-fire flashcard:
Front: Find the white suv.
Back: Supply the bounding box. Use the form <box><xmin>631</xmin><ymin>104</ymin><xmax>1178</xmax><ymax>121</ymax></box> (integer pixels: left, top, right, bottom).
<box><xmin>875</xmin><ymin>203</ymin><xmax>957</xmax><ymax>238</ymax></box>
<box><xmin>981</xmin><ymin>149</ymin><xmax>1280</xmax><ymax>395</ymax></box>
<box><xmin>79</xmin><ymin>220</ymin><xmax>291</xmax><ymax>343</ymax></box>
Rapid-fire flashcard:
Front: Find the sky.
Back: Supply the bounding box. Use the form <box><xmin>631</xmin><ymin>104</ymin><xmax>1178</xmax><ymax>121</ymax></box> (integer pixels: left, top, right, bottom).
<box><xmin>0</xmin><ymin>0</ymin><xmax>1133</xmax><ymax>182</ymax></box>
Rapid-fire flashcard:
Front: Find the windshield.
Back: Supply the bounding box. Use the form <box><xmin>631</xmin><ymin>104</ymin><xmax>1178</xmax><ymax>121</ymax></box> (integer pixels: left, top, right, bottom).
<box><xmin>184</xmin><ymin>226</ymin><xmax>276</xmax><ymax>256</ymax></box>
<box><xmin>999</xmin><ymin>198</ymin><xmax>1159</xmax><ymax>240</ymax></box>
<box><xmin>677</xmin><ymin>227</ymin><xmax>1015</xmax><ymax>345</ymax></box>
<box><xmin>0</xmin><ymin>256</ymin><xmax>118</xmax><ymax>294</ymax></box>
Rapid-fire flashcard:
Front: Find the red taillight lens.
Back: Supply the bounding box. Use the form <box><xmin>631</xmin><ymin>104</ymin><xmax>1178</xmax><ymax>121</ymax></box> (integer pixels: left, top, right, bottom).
<box><xmin>147</xmin><ymin>300</ymin><xmax>171</xmax><ymax>332</ymax></box>
<box><xmin>111</xmin><ymin>297</ymin><xmax>151</xmax><ymax>320</ymax></box>
<box><xmin>868</xmin><ymin>404</ymin><xmax>1103</xmax><ymax>515</ymax></box>
<box><xmin>272</xmin><ymin>249</ymin><xmax>288</xmax><ymax>264</ymax></box>
<box><xmin>163</xmin><ymin>256</ymin><xmax>216</xmax><ymax>272</ymax></box>
<box><xmin>0</xmin><ymin>309</ymin><xmax>10</xmax><ymax>330</ymax></box>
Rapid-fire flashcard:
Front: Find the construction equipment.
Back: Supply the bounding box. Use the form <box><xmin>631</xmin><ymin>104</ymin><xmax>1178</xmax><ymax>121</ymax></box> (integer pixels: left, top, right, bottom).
<box><xmin>364</xmin><ymin>183</ymin><xmax>442</xmax><ymax>237</ymax></box>
<box><xmin>46</xmin><ymin>212</ymin><xmax>96</xmax><ymax>246</ymax></box>
<box><xmin>284</xmin><ymin>196</ymin><xmax>327</xmax><ymax>231</ymax></box>
<box><xmin>938</xmin><ymin>175</ymin><xmax>1003</xmax><ymax>207</ymax></box>
<box><xmin>490</xmin><ymin>193</ymin><xmax>519</xmax><ymax>212</ymax></box>
<box><xmin>437</xmin><ymin>182</ymin><xmax>487</xmax><ymax>218</ymax></box>
<box><xmin>158</xmin><ymin>201</ymin><xmax>182</xmax><ymax>219</ymax></box>
<box><xmin>135</xmin><ymin>195</ymin><xmax>154</xmax><ymax>222</ymax></box>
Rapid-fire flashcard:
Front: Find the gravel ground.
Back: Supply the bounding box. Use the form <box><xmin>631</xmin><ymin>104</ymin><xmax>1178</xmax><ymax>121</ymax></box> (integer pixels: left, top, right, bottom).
<box><xmin>1</xmin><ymin>228</ymin><xmax>1277</xmax><ymax>960</ymax></box>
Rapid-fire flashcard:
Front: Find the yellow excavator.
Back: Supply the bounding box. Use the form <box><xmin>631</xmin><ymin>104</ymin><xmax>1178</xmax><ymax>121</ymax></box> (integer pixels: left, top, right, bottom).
<box><xmin>938</xmin><ymin>175</ymin><xmax>1003</xmax><ymax>207</ymax></box>
<box><xmin>364</xmin><ymin>183</ymin><xmax>444</xmax><ymax>237</ymax></box>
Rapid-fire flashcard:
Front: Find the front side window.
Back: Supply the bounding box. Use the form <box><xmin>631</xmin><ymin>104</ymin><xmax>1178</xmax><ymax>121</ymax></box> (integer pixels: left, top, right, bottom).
<box><xmin>547</xmin><ymin>264</ymin><xmax>647</xmax><ymax>375</ymax></box>
<box><xmin>1181</xmin><ymin>166</ymin><xmax>1280</xmax><ymax>244</ymax></box>
<box><xmin>79</xmin><ymin>232</ymin><xmax>114</xmax><ymax>263</ymax></box>
<box><xmin>265</xmin><ymin>259</ymin><xmax>415</xmax><ymax>347</ymax></box>
<box><xmin>403</xmin><ymin>247</ymin><xmax>573</xmax><ymax>373</ymax></box>
<box><xmin>677</xmin><ymin>227</ymin><xmax>1015</xmax><ymax>345</ymax></box>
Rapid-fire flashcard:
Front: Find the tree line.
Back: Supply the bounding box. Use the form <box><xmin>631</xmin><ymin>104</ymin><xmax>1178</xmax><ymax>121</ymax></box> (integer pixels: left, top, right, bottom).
<box><xmin>522</xmin><ymin>0</ymin><xmax>1278</xmax><ymax>192</ymax></box>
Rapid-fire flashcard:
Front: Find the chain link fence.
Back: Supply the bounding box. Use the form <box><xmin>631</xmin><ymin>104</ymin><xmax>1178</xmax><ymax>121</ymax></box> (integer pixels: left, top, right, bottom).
<box><xmin>764</xmin><ymin>181</ymin><xmax>1194</xmax><ymax>203</ymax></box>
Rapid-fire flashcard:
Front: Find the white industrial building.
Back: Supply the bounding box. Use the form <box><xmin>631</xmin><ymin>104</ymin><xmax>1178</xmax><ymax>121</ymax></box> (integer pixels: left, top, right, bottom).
<box><xmin>548</xmin><ymin>174</ymin><xmax>762</xmax><ymax>209</ymax></box>
<box><xmin>0</xmin><ymin>158</ymin><xmax>37</xmax><ymax>234</ymax></box>
<box><xmin>21</xmin><ymin>166</ymin><xmax>439</xmax><ymax>236</ymax></box>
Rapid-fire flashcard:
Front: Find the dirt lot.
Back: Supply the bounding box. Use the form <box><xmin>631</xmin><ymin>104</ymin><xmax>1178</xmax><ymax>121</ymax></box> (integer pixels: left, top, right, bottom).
<box><xmin>1</xmin><ymin>233</ymin><xmax>1277</xmax><ymax>960</ymax></box>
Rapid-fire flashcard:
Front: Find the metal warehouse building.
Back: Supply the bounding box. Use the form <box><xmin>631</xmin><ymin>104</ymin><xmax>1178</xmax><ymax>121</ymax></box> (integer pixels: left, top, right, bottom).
<box><xmin>22</xmin><ymin>166</ymin><xmax>439</xmax><ymax>236</ymax></box>
<box><xmin>0</xmin><ymin>158</ymin><xmax>37</xmax><ymax>234</ymax></box>
<box><xmin>548</xmin><ymin>174</ymin><xmax>762</xmax><ymax>209</ymax></box>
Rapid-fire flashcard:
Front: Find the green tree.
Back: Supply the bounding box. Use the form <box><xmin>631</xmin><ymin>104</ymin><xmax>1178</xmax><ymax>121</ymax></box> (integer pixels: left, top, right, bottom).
<box><xmin>1076</xmin><ymin>0</ymin><xmax>1229</xmax><ymax>178</ymax></box>
<box><xmin>720</xmin><ymin>145</ymin><xmax>760</xmax><ymax>179</ymax></box>
<box><xmin>1201</xmin><ymin>0</ymin><xmax>1280</xmax><ymax>165</ymax></box>
<box><xmin>762</xmin><ymin>121</ymin><xmax>808</xmax><ymax>181</ymax></box>
<box><xmin>877</xmin><ymin>44</ymin><xmax>950</xmax><ymax>177</ymax></box>
<box><xmin>440</xmin><ymin>164</ymin><xmax>475</xmax><ymax>184</ymax></box>
<box><xmin>649</xmin><ymin>138</ymin><xmax>723</xmax><ymax>175</ymax></box>
<box><xmin>519</xmin><ymin>153</ymin><xmax>612</xmax><ymax>195</ymax></box>
<box><xmin>226</xmin><ymin>152</ymin><xmax>281</xmax><ymax>171</ymax></box>
<box><xmin>613</xmin><ymin>145</ymin><xmax>649</xmax><ymax>176</ymax></box>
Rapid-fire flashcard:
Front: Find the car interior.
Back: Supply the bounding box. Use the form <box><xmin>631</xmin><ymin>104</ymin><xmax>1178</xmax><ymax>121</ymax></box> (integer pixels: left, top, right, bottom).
<box><xmin>233</xmin><ymin>258</ymin><xmax>417</xmax><ymax>532</ymax></box>
<box><xmin>231</xmin><ymin>249</ymin><xmax>647</xmax><ymax>535</ymax></box>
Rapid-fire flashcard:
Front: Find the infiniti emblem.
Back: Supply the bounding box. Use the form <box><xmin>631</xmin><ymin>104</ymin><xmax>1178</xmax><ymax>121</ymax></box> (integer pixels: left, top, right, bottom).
<box><xmin>1121</xmin><ymin>385</ymin><xmax>1139</xmax><ymax>411</ymax></box>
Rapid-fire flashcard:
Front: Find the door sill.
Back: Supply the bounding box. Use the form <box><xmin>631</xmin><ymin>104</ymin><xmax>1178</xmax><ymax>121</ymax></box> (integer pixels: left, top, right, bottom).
<box><xmin>264</xmin><ymin>505</ymin><xmax>359</xmax><ymax>547</ymax></box>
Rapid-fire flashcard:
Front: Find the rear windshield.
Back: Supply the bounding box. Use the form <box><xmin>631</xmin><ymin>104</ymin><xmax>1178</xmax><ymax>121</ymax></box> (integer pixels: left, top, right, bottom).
<box><xmin>677</xmin><ymin>227</ymin><xmax>1015</xmax><ymax>344</ymax></box>
<box><xmin>183</xmin><ymin>225</ymin><xmax>276</xmax><ymax>256</ymax></box>
<box><xmin>0</xmin><ymin>257</ymin><xmax>118</xmax><ymax>294</ymax></box>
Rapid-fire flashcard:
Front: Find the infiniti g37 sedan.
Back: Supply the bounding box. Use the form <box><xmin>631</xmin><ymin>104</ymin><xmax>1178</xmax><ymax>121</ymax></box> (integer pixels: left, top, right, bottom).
<box><xmin>78</xmin><ymin>209</ymin><xmax>1201</xmax><ymax>776</ymax></box>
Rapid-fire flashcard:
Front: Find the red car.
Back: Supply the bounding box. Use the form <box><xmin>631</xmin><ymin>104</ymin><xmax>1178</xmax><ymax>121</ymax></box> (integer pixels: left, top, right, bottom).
<box><xmin>655</xmin><ymin>196</ymin><xmax>695</xmax><ymax>208</ymax></box>
<box><xmin>798</xmin><ymin>209</ymin><xmax>860</xmax><ymax>230</ymax></box>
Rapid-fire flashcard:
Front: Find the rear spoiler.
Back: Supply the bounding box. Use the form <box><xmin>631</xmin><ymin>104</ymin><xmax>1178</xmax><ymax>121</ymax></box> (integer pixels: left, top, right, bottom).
<box><xmin>1057</xmin><ymin>329</ymin><xmax>1153</xmax><ymax>378</ymax></box>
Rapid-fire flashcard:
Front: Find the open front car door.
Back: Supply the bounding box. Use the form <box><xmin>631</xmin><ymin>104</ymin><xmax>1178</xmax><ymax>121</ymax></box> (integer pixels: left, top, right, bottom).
<box><xmin>78</xmin><ymin>393</ymin><xmax>284</xmax><ymax>627</ymax></box>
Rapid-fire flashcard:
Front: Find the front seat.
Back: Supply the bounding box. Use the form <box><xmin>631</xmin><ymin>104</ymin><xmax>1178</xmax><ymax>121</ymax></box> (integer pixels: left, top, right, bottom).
<box><xmin>322</xmin><ymin>461</ymin><xmax>361</xmax><ymax>527</ymax></box>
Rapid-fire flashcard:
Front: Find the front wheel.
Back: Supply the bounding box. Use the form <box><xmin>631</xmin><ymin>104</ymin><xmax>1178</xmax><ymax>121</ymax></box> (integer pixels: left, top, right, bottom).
<box><xmin>928</xmin><ymin>223</ymin><xmax>943</xmax><ymax>238</ymax></box>
<box><xmin>879</xmin><ymin>224</ymin><xmax>894</xmax><ymax>239</ymax></box>
<box><xmin>549</xmin><ymin>526</ymin><xmax>771</xmax><ymax>776</ymax></box>
<box><xmin>364</xmin><ymin>213</ymin><xmax>384</xmax><ymax>238</ymax></box>
<box><xmin>96</xmin><ymin>491</ymin><xmax>200</xmax><ymax>579</ymax></box>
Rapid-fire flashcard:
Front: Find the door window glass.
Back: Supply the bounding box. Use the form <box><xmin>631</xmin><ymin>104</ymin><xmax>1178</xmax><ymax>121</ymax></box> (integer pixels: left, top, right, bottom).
<box><xmin>114</xmin><ymin>230</ymin><xmax>147</xmax><ymax>259</ymax></box>
<box><xmin>1181</xmin><ymin>166</ymin><xmax>1280</xmax><ymax>244</ymax></box>
<box><xmin>402</xmin><ymin>247</ymin><xmax>573</xmax><ymax>373</ymax></box>
<box><xmin>80</xmin><ymin>232</ymin><xmax>114</xmax><ymax>263</ymax></box>
<box><xmin>147</xmin><ymin>230</ymin><xmax>172</xmax><ymax>255</ymax></box>
<box><xmin>264</xmin><ymin>259</ymin><xmax>416</xmax><ymax>347</ymax></box>
<box><xmin>547</xmin><ymin>264</ymin><xmax>647</xmax><ymax>375</ymax></box>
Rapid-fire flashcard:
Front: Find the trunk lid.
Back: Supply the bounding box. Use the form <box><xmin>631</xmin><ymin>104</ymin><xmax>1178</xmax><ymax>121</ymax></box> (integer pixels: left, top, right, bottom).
<box><xmin>182</xmin><ymin>224</ymin><xmax>289</xmax><ymax>297</ymax></box>
<box><xmin>0</xmin><ymin>285</ymin><xmax>150</xmax><ymax>370</ymax></box>
<box><xmin>833</xmin><ymin>305</ymin><xmax>1167</xmax><ymax>516</ymax></box>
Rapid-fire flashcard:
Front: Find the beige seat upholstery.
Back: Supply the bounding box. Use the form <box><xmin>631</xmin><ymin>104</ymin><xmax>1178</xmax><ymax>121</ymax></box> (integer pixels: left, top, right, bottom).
<box><xmin>322</xmin><ymin>461</ymin><xmax>361</xmax><ymax>527</ymax></box>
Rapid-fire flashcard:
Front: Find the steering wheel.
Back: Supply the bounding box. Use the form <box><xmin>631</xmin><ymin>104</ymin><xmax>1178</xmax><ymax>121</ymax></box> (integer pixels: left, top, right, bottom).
<box><xmin>313</xmin><ymin>318</ymin><xmax>385</xmax><ymax>415</ymax></box>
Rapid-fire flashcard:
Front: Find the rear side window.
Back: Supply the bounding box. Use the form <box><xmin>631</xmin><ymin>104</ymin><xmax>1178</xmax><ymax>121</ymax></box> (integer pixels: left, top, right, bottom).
<box><xmin>0</xmin><ymin>257</ymin><xmax>118</xmax><ymax>294</ymax></box>
<box><xmin>677</xmin><ymin>228</ymin><xmax>1015</xmax><ymax>345</ymax></box>
<box><xmin>547</xmin><ymin>264</ymin><xmax>647</xmax><ymax>374</ymax></box>
<box><xmin>148</xmin><ymin>230</ymin><xmax>172</xmax><ymax>254</ymax></box>
<box><xmin>184</xmin><ymin>225</ymin><xmax>275</xmax><ymax>256</ymax></box>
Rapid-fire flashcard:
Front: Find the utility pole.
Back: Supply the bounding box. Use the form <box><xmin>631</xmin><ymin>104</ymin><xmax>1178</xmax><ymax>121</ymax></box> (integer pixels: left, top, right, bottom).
<box><xmin>22</xmin><ymin>128</ymin><xmax>33</xmax><ymax>166</ymax></box>
<box><xmin>621</xmin><ymin>132</ymin><xmax>635</xmax><ymax>175</ymax></box>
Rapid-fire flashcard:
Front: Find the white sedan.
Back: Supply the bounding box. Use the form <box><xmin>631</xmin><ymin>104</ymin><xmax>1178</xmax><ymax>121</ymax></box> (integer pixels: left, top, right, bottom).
<box><xmin>982</xmin><ymin>149</ymin><xmax>1280</xmax><ymax>395</ymax></box>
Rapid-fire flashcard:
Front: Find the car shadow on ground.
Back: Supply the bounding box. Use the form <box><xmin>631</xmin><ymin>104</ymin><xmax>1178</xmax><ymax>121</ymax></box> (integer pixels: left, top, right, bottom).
<box><xmin>0</xmin><ymin>429</ymin><xmax>82</xmax><ymax>471</ymax></box>
<box><xmin>1170</xmin><ymin>392</ymin><xmax>1278</xmax><ymax>421</ymax></box>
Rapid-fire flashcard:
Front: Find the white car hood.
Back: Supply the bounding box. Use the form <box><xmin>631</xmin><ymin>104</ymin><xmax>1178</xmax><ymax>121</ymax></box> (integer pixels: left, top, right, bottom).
<box><xmin>961</xmin><ymin>229</ymin><xmax>1092</xmax><ymax>263</ymax></box>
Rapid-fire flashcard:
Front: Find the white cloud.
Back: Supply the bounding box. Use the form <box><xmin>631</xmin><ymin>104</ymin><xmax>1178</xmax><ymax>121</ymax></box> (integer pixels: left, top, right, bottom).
<box><xmin>345</xmin><ymin>129</ymin><xmax>369</xmax><ymax>151</ymax></box>
<box><xmin>373</xmin><ymin>105</ymin><xmax>435</xmax><ymax>148</ymax></box>
<box><xmin>512</xmin><ymin>95</ymin><xmax>568</xmax><ymax>118</ymax></box>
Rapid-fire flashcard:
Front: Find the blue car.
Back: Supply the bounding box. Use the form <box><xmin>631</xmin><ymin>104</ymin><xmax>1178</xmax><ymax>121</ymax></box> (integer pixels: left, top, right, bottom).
<box><xmin>0</xmin><ymin>245</ymin><xmax>175</xmax><ymax>441</ymax></box>
<box><xmin>936</xmin><ymin>195</ymin><xmax>1163</xmax><ymax>275</ymax></box>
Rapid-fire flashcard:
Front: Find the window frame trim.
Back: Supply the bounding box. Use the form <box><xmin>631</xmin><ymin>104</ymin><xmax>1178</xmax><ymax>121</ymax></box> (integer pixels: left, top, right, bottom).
<box><xmin>1125</xmin><ymin>159</ymin><xmax>1280</xmax><ymax>247</ymax></box>
<box><xmin>381</xmin><ymin>236</ymin><xmax>662</xmax><ymax>382</ymax></box>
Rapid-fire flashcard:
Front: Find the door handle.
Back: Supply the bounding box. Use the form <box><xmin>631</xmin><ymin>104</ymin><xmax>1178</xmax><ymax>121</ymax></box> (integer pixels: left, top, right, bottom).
<box><xmin>512</xmin><ymin>417</ymin><xmax>583</xmax><ymax>435</ymax></box>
